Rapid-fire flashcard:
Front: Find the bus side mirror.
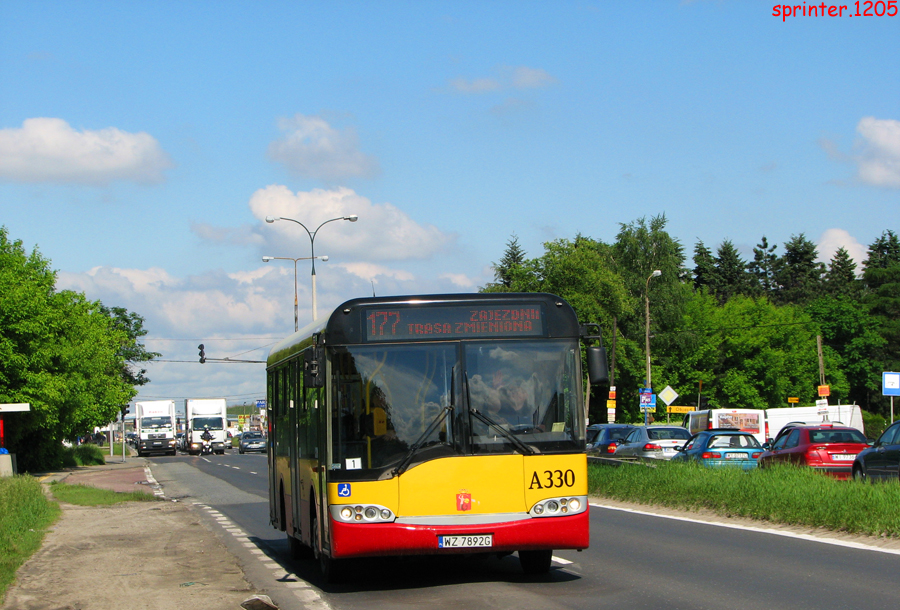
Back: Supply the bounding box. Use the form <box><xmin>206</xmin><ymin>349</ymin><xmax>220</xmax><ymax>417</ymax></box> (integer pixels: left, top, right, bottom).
<box><xmin>586</xmin><ymin>346</ymin><xmax>609</xmax><ymax>386</ymax></box>
<box><xmin>304</xmin><ymin>346</ymin><xmax>325</xmax><ymax>388</ymax></box>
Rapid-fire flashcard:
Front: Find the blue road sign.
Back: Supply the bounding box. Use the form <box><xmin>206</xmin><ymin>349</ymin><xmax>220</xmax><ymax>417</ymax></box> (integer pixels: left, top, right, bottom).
<box><xmin>883</xmin><ymin>372</ymin><xmax>900</xmax><ymax>397</ymax></box>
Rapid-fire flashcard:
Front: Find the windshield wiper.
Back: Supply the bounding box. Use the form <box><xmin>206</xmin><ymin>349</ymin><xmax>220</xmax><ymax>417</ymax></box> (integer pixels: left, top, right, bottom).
<box><xmin>464</xmin><ymin>372</ymin><xmax>537</xmax><ymax>456</ymax></box>
<box><xmin>392</xmin><ymin>404</ymin><xmax>454</xmax><ymax>477</ymax></box>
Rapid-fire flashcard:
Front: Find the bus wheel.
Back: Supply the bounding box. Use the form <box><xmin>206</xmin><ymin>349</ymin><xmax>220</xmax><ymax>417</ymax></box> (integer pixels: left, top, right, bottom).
<box><xmin>519</xmin><ymin>550</ymin><xmax>552</xmax><ymax>575</ymax></box>
<box><xmin>312</xmin><ymin>514</ymin><xmax>344</xmax><ymax>584</ymax></box>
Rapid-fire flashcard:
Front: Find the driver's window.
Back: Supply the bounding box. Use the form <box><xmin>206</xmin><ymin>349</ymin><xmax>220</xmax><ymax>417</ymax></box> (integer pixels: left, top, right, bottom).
<box><xmin>772</xmin><ymin>432</ymin><xmax>790</xmax><ymax>450</ymax></box>
<box><xmin>879</xmin><ymin>424</ymin><xmax>899</xmax><ymax>446</ymax></box>
<box><xmin>783</xmin><ymin>429</ymin><xmax>801</xmax><ymax>449</ymax></box>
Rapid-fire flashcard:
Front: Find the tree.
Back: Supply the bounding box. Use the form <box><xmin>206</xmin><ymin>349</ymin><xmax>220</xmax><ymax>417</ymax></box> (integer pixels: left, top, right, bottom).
<box><xmin>774</xmin><ymin>234</ymin><xmax>825</xmax><ymax>305</ymax></box>
<box><xmin>484</xmin><ymin>234</ymin><xmax>527</xmax><ymax>291</ymax></box>
<box><xmin>713</xmin><ymin>240</ymin><xmax>749</xmax><ymax>303</ymax></box>
<box><xmin>747</xmin><ymin>236</ymin><xmax>778</xmax><ymax>297</ymax></box>
<box><xmin>692</xmin><ymin>241</ymin><xmax>717</xmax><ymax>292</ymax></box>
<box><xmin>861</xmin><ymin>231</ymin><xmax>900</xmax><ymax>413</ymax></box>
<box><xmin>99</xmin><ymin>304</ymin><xmax>160</xmax><ymax>420</ymax></box>
<box><xmin>0</xmin><ymin>227</ymin><xmax>151</xmax><ymax>471</ymax></box>
<box><xmin>824</xmin><ymin>247</ymin><xmax>859</xmax><ymax>298</ymax></box>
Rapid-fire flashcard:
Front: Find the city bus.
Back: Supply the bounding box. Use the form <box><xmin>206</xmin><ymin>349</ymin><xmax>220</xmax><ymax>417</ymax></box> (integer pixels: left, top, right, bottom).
<box><xmin>266</xmin><ymin>292</ymin><xmax>608</xmax><ymax>581</ymax></box>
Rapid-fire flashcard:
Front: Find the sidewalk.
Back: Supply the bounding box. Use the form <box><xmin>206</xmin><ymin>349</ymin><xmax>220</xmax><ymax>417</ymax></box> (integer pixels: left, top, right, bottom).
<box><xmin>2</xmin><ymin>454</ymin><xmax>263</xmax><ymax>610</ymax></box>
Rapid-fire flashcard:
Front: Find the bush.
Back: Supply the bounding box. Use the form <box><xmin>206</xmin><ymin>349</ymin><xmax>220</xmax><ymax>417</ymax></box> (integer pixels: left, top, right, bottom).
<box><xmin>60</xmin><ymin>444</ymin><xmax>107</xmax><ymax>467</ymax></box>
<box><xmin>862</xmin><ymin>410</ymin><xmax>887</xmax><ymax>439</ymax></box>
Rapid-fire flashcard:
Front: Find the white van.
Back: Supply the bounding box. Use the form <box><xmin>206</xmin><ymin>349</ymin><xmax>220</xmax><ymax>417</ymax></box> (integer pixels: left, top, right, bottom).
<box><xmin>682</xmin><ymin>409</ymin><xmax>767</xmax><ymax>444</ymax></box>
<box><xmin>764</xmin><ymin>405</ymin><xmax>864</xmax><ymax>442</ymax></box>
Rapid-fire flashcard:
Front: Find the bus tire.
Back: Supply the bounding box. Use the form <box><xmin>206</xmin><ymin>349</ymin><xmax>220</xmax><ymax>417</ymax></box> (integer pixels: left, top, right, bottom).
<box><xmin>312</xmin><ymin>513</ymin><xmax>344</xmax><ymax>583</ymax></box>
<box><xmin>519</xmin><ymin>549</ymin><xmax>552</xmax><ymax>575</ymax></box>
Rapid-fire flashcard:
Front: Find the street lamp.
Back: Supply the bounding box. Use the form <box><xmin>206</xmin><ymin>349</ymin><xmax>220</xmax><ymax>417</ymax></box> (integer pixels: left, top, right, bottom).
<box><xmin>265</xmin><ymin>214</ymin><xmax>358</xmax><ymax>321</ymax></box>
<box><xmin>262</xmin><ymin>255</ymin><xmax>328</xmax><ymax>332</ymax></box>
<box><xmin>645</xmin><ymin>269</ymin><xmax>662</xmax><ymax>394</ymax></box>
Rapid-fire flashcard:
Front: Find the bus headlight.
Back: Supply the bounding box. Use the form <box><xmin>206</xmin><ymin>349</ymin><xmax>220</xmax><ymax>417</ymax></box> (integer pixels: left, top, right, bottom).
<box><xmin>529</xmin><ymin>495</ymin><xmax>588</xmax><ymax>518</ymax></box>
<box><xmin>331</xmin><ymin>503</ymin><xmax>395</xmax><ymax>523</ymax></box>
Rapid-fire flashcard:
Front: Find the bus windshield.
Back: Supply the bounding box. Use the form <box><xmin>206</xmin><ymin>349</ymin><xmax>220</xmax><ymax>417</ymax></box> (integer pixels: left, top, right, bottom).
<box><xmin>465</xmin><ymin>340</ymin><xmax>583</xmax><ymax>454</ymax></box>
<box><xmin>330</xmin><ymin>339</ymin><xmax>583</xmax><ymax>478</ymax></box>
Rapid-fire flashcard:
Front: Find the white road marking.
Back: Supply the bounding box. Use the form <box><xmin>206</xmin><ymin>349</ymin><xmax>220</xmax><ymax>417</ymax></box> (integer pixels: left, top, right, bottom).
<box><xmin>590</xmin><ymin>502</ymin><xmax>900</xmax><ymax>556</ymax></box>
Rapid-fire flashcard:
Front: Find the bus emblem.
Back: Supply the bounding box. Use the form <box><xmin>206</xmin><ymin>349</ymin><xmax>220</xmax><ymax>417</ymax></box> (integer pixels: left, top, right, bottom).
<box><xmin>456</xmin><ymin>492</ymin><xmax>471</xmax><ymax>511</ymax></box>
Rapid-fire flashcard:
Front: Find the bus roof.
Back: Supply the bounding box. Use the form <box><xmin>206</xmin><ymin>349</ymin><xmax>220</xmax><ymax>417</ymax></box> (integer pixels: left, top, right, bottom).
<box><xmin>266</xmin><ymin>292</ymin><xmax>580</xmax><ymax>368</ymax></box>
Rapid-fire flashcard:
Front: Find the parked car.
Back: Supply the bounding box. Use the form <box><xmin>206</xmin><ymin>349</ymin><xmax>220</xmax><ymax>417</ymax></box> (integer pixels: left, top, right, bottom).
<box><xmin>615</xmin><ymin>426</ymin><xmax>691</xmax><ymax>460</ymax></box>
<box><xmin>672</xmin><ymin>429</ymin><xmax>763</xmax><ymax>469</ymax></box>
<box><xmin>759</xmin><ymin>424</ymin><xmax>868</xmax><ymax>479</ymax></box>
<box><xmin>853</xmin><ymin>420</ymin><xmax>900</xmax><ymax>482</ymax></box>
<box><xmin>175</xmin><ymin>432</ymin><xmax>185</xmax><ymax>451</ymax></box>
<box><xmin>586</xmin><ymin>424</ymin><xmax>636</xmax><ymax>455</ymax></box>
<box><xmin>238</xmin><ymin>431</ymin><xmax>267</xmax><ymax>454</ymax></box>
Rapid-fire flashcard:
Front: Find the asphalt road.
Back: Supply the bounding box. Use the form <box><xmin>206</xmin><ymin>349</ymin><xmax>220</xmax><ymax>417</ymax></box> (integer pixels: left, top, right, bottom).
<box><xmin>148</xmin><ymin>452</ymin><xmax>900</xmax><ymax>610</ymax></box>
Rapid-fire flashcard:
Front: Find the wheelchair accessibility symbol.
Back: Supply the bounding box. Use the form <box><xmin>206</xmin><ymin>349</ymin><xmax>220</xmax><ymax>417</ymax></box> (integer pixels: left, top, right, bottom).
<box><xmin>337</xmin><ymin>483</ymin><xmax>351</xmax><ymax>497</ymax></box>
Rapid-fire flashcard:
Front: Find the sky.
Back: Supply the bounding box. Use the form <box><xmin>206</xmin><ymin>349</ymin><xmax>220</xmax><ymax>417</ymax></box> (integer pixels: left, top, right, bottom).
<box><xmin>1</xmin><ymin>1</ymin><xmax>898</xmax><ymax>411</ymax></box>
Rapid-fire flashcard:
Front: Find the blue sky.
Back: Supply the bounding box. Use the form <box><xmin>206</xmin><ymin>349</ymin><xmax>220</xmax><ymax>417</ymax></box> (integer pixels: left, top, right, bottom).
<box><xmin>1</xmin><ymin>1</ymin><xmax>898</xmax><ymax>408</ymax></box>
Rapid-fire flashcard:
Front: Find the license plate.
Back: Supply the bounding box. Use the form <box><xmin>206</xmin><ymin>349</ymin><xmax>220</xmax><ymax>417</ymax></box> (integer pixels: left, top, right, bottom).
<box><xmin>831</xmin><ymin>454</ymin><xmax>856</xmax><ymax>461</ymax></box>
<box><xmin>663</xmin><ymin>448</ymin><xmax>675</xmax><ymax>453</ymax></box>
<box><xmin>438</xmin><ymin>535</ymin><xmax>493</xmax><ymax>549</ymax></box>
<box><xmin>725</xmin><ymin>452</ymin><xmax>745</xmax><ymax>459</ymax></box>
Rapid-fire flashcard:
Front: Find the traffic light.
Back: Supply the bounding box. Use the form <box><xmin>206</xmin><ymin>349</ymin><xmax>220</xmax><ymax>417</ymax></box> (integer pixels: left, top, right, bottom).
<box><xmin>198</xmin><ymin>344</ymin><xmax>206</xmax><ymax>364</ymax></box>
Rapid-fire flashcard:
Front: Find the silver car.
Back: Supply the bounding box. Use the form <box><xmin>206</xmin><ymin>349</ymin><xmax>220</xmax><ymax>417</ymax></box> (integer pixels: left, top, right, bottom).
<box><xmin>615</xmin><ymin>426</ymin><xmax>692</xmax><ymax>460</ymax></box>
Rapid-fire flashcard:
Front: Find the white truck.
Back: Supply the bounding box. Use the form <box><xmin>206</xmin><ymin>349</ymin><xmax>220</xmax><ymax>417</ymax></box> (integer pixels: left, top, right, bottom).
<box><xmin>683</xmin><ymin>404</ymin><xmax>865</xmax><ymax>444</ymax></box>
<box><xmin>185</xmin><ymin>398</ymin><xmax>228</xmax><ymax>455</ymax></box>
<box><xmin>134</xmin><ymin>400</ymin><xmax>177</xmax><ymax>457</ymax></box>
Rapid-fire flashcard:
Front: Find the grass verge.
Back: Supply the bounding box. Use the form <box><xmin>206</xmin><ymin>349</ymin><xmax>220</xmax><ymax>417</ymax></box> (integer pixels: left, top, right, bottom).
<box><xmin>589</xmin><ymin>461</ymin><xmax>900</xmax><ymax>537</ymax></box>
<box><xmin>0</xmin><ymin>476</ymin><xmax>61</xmax><ymax>601</ymax></box>
<box><xmin>49</xmin><ymin>481</ymin><xmax>160</xmax><ymax>506</ymax></box>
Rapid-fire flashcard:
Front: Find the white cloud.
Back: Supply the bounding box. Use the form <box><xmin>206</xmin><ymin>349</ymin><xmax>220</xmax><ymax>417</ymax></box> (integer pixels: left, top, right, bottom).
<box><xmin>855</xmin><ymin>117</ymin><xmax>900</xmax><ymax>188</ymax></box>
<box><xmin>440</xmin><ymin>273</ymin><xmax>477</xmax><ymax>288</ymax></box>
<box><xmin>0</xmin><ymin>118</ymin><xmax>172</xmax><ymax>185</ymax></box>
<box><xmin>449</xmin><ymin>65</ymin><xmax>557</xmax><ymax>94</ymax></box>
<box><xmin>243</xmin><ymin>185</ymin><xmax>456</xmax><ymax>262</ymax></box>
<box><xmin>816</xmin><ymin>228</ymin><xmax>867</xmax><ymax>267</ymax></box>
<box><xmin>267</xmin><ymin>114</ymin><xmax>380</xmax><ymax>181</ymax></box>
<box><xmin>337</xmin><ymin>262</ymin><xmax>416</xmax><ymax>282</ymax></box>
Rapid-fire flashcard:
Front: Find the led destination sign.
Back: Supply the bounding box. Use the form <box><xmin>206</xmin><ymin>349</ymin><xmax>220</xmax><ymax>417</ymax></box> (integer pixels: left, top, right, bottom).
<box><xmin>365</xmin><ymin>304</ymin><xmax>546</xmax><ymax>341</ymax></box>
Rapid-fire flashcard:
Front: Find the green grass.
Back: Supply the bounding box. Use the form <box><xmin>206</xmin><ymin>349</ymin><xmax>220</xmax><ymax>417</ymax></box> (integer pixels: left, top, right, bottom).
<box><xmin>0</xmin><ymin>476</ymin><xmax>61</xmax><ymax>601</ymax></box>
<box><xmin>48</xmin><ymin>481</ymin><xmax>160</xmax><ymax>506</ymax></box>
<box><xmin>589</xmin><ymin>461</ymin><xmax>900</xmax><ymax>537</ymax></box>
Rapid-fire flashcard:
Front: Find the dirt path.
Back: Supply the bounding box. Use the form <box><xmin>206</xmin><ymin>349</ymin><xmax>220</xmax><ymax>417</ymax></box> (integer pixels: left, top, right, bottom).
<box><xmin>2</xmin><ymin>466</ymin><xmax>259</xmax><ymax>610</ymax></box>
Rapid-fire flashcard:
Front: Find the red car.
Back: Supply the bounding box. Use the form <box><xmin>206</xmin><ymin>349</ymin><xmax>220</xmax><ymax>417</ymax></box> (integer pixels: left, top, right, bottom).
<box><xmin>758</xmin><ymin>424</ymin><xmax>869</xmax><ymax>479</ymax></box>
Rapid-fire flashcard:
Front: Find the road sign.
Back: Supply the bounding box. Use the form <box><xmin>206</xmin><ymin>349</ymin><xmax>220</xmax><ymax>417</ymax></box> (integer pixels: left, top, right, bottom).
<box><xmin>256</xmin><ymin>399</ymin><xmax>267</xmax><ymax>410</ymax></box>
<box><xmin>658</xmin><ymin>386</ymin><xmax>679</xmax><ymax>406</ymax></box>
<box><xmin>667</xmin><ymin>405</ymin><xmax>694</xmax><ymax>414</ymax></box>
<box><xmin>815</xmin><ymin>398</ymin><xmax>828</xmax><ymax>408</ymax></box>
<box><xmin>818</xmin><ymin>385</ymin><xmax>830</xmax><ymax>397</ymax></box>
<box><xmin>787</xmin><ymin>397</ymin><xmax>799</xmax><ymax>404</ymax></box>
<box><xmin>883</xmin><ymin>372</ymin><xmax>900</xmax><ymax>397</ymax></box>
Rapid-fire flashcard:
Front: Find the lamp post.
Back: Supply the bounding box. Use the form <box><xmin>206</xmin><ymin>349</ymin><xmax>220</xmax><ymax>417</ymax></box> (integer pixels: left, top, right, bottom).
<box><xmin>262</xmin><ymin>255</ymin><xmax>328</xmax><ymax>332</ymax></box>
<box><xmin>265</xmin><ymin>214</ymin><xmax>358</xmax><ymax>321</ymax></box>
<box><xmin>645</xmin><ymin>268</ymin><xmax>662</xmax><ymax>394</ymax></box>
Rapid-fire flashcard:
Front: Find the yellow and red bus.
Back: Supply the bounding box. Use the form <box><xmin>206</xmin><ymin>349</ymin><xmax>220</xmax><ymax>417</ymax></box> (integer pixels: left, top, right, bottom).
<box><xmin>266</xmin><ymin>293</ymin><xmax>608</xmax><ymax>581</ymax></box>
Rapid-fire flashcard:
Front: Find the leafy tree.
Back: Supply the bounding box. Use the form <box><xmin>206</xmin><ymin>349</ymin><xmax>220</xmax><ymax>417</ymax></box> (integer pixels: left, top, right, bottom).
<box><xmin>0</xmin><ymin>227</ymin><xmax>150</xmax><ymax>471</ymax></box>
<box><xmin>862</xmin><ymin>231</ymin><xmax>900</xmax><ymax>413</ymax></box>
<box><xmin>99</xmin><ymin>304</ymin><xmax>160</xmax><ymax>421</ymax></box>
<box><xmin>612</xmin><ymin>215</ymin><xmax>691</xmax><ymax>419</ymax></box>
<box><xmin>659</xmin><ymin>293</ymin><xmax>842</xmax><ymax>411</ymax></box>
<box><xmin>805</xmin><ymin>296</ymin><xmax>884</xmax><ymax>410</ymax></box>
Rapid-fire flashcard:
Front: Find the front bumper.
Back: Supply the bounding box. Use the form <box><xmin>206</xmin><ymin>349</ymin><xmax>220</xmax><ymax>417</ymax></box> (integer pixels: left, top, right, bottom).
<box><xmin>329</xmin><ymin>509</ymin><xmax>589</xmax><ymax>559</ymax></box>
